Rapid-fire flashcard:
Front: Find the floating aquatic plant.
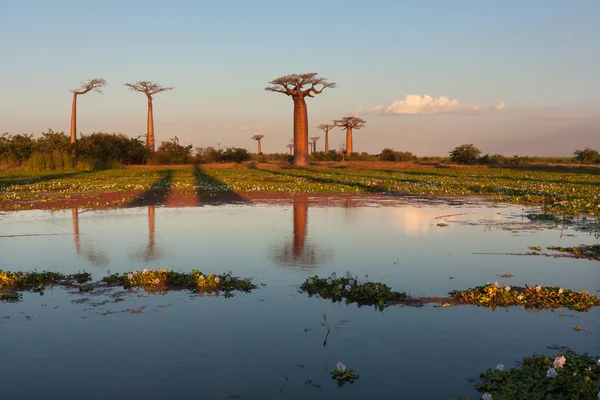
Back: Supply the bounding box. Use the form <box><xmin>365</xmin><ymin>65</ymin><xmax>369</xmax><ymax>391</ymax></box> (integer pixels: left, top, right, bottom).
<box><xmin>547</xmin><ymin>245</ymin><xmax>600</xmax><ymax>261</ymax></box>
<box><xmin>330</xmin><ymin>361</ymin><xmax>359</xmax><ymax>387</ymax></box>
<box><xmin>454</xmin><ymin>352</ymin><xmax>600</xmax><ymax>399</ymax></box>
<box><xmin>449</xmin><ymin>282</ymin><xmax>599</xmax><ymax>311</ymax></box>
<box><xmin>0</xmin><ymin>269</ymin><xmax>92</xmax><ymax>297</ymax></box>
<box><xmin>300</xmin><ymin>272</ymin><xmax>417</xmax><ymax>310</ymax></box>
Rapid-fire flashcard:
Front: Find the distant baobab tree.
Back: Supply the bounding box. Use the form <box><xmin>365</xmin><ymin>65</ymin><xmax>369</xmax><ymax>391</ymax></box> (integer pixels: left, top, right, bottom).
<box><xmin>125</xmin><ymin>81</ymin><xmax>173</xmax><ymax>151</ymax></box>
<box><xmin>334</xmin><ymin>116</ymin><xmax>366</xmax><ymax>155</ymax></box>
<box><xmin>286</xmin><ymin>143</ymin><xmax>294</xmax><ymax>155</ymax></box>
<box><xmin>251</xmin><ymin>134</ymin><xmax>265</xmax><ymax>154</ymax></box>
<box><xmin>317</xmin><ymin>124</ymin><xmax>335</xmax><ymax>153</ymax></box>
<box><xmin>309</xmin><ymin>136</ymin><xmax>320</xmax><ymax>153</ymax></box>
<box><xmin>70</xmin><ymin>78</ymin><xmax>107</xmax><ymax>148</ymax></box>
<box><xmin>265</xmin><ymin>73</ymin><xmax>335</xmax><ymax>167</ymax></box>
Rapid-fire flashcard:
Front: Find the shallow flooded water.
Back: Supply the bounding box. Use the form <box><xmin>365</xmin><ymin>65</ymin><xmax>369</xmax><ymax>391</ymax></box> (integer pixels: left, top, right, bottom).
<box><xmin>1</xmin><ymin>197</ymin><xmax>599</xmax><ymax>399</ymax></box>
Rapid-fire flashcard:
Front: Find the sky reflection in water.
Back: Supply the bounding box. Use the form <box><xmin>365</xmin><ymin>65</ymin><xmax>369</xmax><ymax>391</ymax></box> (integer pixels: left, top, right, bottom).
<box><xmin>0</xmin><ymin>198</ymin><xmax>598</xmax><ymax>399</ymax></box>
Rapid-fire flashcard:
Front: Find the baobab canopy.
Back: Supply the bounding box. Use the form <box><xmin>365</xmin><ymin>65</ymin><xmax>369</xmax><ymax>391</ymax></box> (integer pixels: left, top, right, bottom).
<box><xmin>265</xmin><ymin>73</ymin><xmax>336</xmax><ymax>167</ymax></box>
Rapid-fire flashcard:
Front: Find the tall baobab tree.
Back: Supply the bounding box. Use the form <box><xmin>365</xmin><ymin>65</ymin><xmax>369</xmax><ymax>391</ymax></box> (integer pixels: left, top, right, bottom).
<box><xmin>70</xmin><ymin>78</ymin><xmax>107</xmax><ymax>147</ymax></box>
<box><xmin>334</xmin><ymin>116</ymin><xmax>366</xmax><ymax>155</ymax></box>
<box><xmin>317</xmin><ymin>123</ymin><xmax>335</xmax><ymax>153</ymax></box>
<box><xmin>125</xmin><ymin>81</ymin><xmax>173</xmax><ymax>151</ymax></box>
<box><xmin>309</xmin><ymin>136</ymin><xmax>320</xmax><ymax>153</ymax></box>
<box><xmin>265</xmin><ymin>73</ymin><xmax>335</xmax><ymax>167</ymax></box>
<box><xmin>286</xmin><ymin>143</ymin><xmax>294</xmax><ymax>155</ymax></box>
<box><xmin>251</xmin><ymin>134</ymin><xmax>265</xmax><ymax>154</ymax></box>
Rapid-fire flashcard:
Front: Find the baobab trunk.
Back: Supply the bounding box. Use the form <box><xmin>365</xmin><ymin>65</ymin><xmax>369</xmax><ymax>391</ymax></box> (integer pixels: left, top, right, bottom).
<box><xmin>147</xmin><ymin>205</ymin><xmax>156</xmax><ymax>257</ymax></box>
<box><xmin>70</xmin><ymin>93</ymin><xmax>78</xmax><ymax>144</ymax></box>
<box><xmin>72</xmin><ymin>207</ymin><xmax>80</xmax><ymax>254</ymax></box>
<box><xmin>346</xmin><ymin>127</ymin><xmax>353</xmax><ymax>155</ymax></box>
<box><xmin>147</xmin><ymin>95</ymin><xmax>155</xmax><ymax>151</ymax></box>
<box><xmin>257</xmin><ymin>140</ymin><xmax>262</xmax><ymax>154</ymax></box>
<box><xmin>293</xmin><ymin>98</ymin><xmax>309</xmax><ymax>167</ymax></box>
<box><xmin>325</xmin><ymin>131</ymin><xmax>329</xmax><ymax>153</ymax></box>
<box><xmin>293</xmin><ymin>196</ymin><xmax>308</xmax><ymax>258</ymax></box>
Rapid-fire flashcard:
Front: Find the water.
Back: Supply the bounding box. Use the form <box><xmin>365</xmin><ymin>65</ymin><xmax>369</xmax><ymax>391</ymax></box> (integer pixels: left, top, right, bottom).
<box><xmin>1</xmin><ymin>197</ymin><xmax>599</xmax><ymax>399</ymax></box>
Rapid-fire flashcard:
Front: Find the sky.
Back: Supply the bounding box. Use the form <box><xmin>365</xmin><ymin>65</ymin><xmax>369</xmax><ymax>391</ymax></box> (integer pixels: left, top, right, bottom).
<box><xmin>0</xmin><ymin>0</ymin><xmax>598</xmax><ymax>156</ymax></box>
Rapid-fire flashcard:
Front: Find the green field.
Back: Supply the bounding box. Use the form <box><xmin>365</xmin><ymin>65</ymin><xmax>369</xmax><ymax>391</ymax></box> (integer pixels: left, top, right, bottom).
<box><xmin>1</xmin><ymin>164</ymin><xmax>599</xmax><ymax>216</ymax></box>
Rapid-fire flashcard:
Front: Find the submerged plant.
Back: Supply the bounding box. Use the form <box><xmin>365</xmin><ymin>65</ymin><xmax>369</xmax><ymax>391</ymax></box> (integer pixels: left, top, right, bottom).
<box><xmin>330</xmin><ymin>361</ymin><xmax>359</xmax><ymax>386</ymax></box>
<box><xmin>449</xmin><ymin>282</ymin><xmax>599</xmax><ymax>311</ymax></box>
<box><xmin>300</xmin><ymin>271</ymin><xmax>418</xmax><ymax>310</ymax></box>
<box><xmin>455</xmin><ymin>352</ymin><xmax>600</xmax><ymax>399</ymax></box>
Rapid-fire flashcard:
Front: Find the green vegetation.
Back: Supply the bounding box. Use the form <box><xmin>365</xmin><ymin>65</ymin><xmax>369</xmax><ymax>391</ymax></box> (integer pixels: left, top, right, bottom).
<box><xmin>0</xmin><ymin>268</ymin><xmax>257</xmax><ymax>302</ymax></box>
<box><xmin>449</xmin><ymin>282</ymin><xmax>599</xmax><ymax>312</ymax></box>
<box><xmin>547</xmin><ymin>245</ymin><xmax>600</xmax><ymax>261</ymax></box>
<box><xmin>455</xmin><ymin>351</ymin><xmax>600</xmax><ymax>400</ymax></box>
<box><xmin>331</xmin><ymin>361</ymin><xmax>360</xmax><ymax>387</ymax></box>
<box><xmin>300</xmin><ymin>272</ymin><xmax>415</xmax><ymax>310</ymax></box>
<box><xmin>450</xmin><ymin>143</ymin><xmax>482</xmax><ymax>165</ymax></box>
<box><xmin>1</xmin><ymin>165</ymin><xmax>599</xmax><ymax>216</ymax></box>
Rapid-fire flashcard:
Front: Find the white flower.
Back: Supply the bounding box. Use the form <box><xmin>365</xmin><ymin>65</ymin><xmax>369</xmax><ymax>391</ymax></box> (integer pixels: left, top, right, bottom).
<box><xmin>535</xmin><ymin>285</ymin><xmax>542</xmax><ymax>291</ymax></box>
<box><xmin>482</xmin><ymin>393</ymin><xmax>492</xmax><ymax>400</ymax></box>
<box><xmin>495</xmin><ymin>363</ymin><xmax>504</xmax><ymax>371</ymax></box>
<box><xmin>504</xmin><ymin>286</ymin><xmax>511</xmax><ymax>291</ymax></box>
<box><xmin>558</xmin><ymin>288</ymin><xmax>564</xmax><ymax>294</ymax></box>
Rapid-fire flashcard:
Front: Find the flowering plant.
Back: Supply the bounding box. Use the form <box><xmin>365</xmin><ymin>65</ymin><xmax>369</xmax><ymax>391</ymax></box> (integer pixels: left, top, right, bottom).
<box><xmin>330</xmin><ymin>361</ymin><xmax>359</xmax><ymax>386</ymax></box>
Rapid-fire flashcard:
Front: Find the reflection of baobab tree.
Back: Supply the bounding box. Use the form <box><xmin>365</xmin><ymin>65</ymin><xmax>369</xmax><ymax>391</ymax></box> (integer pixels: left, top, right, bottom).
<box><xmin>271</xmin><ymin>196</ymin><xmax>333</xmax><ymax>267</ymax></box>
<box><xmin>71</xmin><ymin>207</ymin><xmax>109</xmax><ymax>267</ymax></box>
<box><xmin>130</xmin><ymin>206</ymin><xmax>163</xmax><ymax>263</ymax></box>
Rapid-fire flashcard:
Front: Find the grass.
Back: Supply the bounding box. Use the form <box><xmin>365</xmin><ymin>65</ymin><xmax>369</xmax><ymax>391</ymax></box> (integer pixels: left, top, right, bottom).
<box><xmin>0</xmin><ymin>163</ymin><xmax>599</xmax><ymax>216</ymax></box>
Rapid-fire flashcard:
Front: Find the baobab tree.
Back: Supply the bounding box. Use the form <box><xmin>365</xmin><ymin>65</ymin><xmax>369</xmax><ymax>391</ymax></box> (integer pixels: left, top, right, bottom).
<box><xmin>70</xmin><ymin>78</ymin><xmax>107</xmax><ymax>147</ymax></box>
<box><xmin>125</xmin><ymin>81</ymin><xmax>173</xmax><ymax>151</ymax></box>
<box><xmin>251</xmin><ymin>134</ymin><xmax>265</xmax><ymax>154</ymax></box>
<box><xmin>309</xmin><ymin>136</ymin><xmax>320</xmax><ymax>153</ymax></box>
<box><xmin>265</xmin><ymin>73</ymin><xmax>335</xmax><ymax>166</ymax></box>
<box><xmin>334</xmin><ymin>116</ymin><xmax>366</xmax><ymax>155</ymax></box>
<box><xmin>286</xmin><ymin>143</ymin><xmax>294</xmax><ymax>155</ymax></box>
<box><xmin>317</xmin><ymin>123</ymin><xmax>335</xmax><ymax>153</ymax></box>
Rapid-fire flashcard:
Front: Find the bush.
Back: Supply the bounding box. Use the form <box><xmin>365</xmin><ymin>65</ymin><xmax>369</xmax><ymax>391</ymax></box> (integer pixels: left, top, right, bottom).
<box><xmin>574</xmin><ymin>147</ymin><xmax>600</xmax><ymax>164</ymax></box>
<box><xmin>153</xmin><ymin>136</ymin><xmax>193</xmax><ymax>164</ymax></box>
<box><xmin>221</xmin><ymin>147</ymin><xmax>251</xmax><ymax>163</ymax></box>
<box><xmin>77</xmin><ymin>132</ymin><xmax>149</xmax><ymax>165</ymax></box>
<box><xmin>379</xmin><ymin>148</ymin><xmax>417</xmax><ymax>162</ymax></box>
<box><xmin>449</xmin><ymin>144</ymin><xmax>481</xmax><ymax>165</ymax></box>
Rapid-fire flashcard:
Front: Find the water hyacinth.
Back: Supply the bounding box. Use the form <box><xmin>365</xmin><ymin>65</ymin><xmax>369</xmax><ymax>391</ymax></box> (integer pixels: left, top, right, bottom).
<box><xmin>336</xmin><ymin>361</ymin><xmax>346</xmax><ymax>372</ymax></box>
<box><xmin>546</xmin><ymin>368</ymin><xmax>558</xmax><ymax>378</ymax></box>
<box><xmin>300</xmin><ymin>273</ymin><xmax>414</xmax><ymax>310</ymax></box>
<box><xmin>495</xmin><ymin>363</ymin><xmax>504</xmax><ymax>371</ymax></box>
<box><xmin>553</xmin><ymin>355</ymin><xmax>566</xmax><ymax>369</ymax></box>
<box><xmin>331</xmin><ymin>360</ymin><xmax>359</xmax><ymax>386</ymax></box>
<box><xmin>449</xmin><ymin>282</ymin><xmax>599</xmax><ymax>311</ymax></box>
<box><xmin>482</xmin><ymin>394</ymin><xmax>492</xmax><ymax>400</ymax></box>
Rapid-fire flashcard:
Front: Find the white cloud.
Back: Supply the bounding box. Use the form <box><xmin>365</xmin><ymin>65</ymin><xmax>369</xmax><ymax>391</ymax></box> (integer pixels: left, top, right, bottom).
<box><xmin>364</xmin><ymin>94</ymin><xmax>506</xmax><ymax>115</ymax></box>
<box><xmin>238</xmin><ymin>124</ymin><xmax>267</xmax><ymax>131</ymax></box>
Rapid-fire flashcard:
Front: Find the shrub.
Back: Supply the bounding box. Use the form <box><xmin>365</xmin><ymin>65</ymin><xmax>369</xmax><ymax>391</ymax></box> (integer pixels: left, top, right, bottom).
<box><xmin>153</xmin><ymin>136</ymin><xmax>193</xmax><ymax>164</ymax></box>
<box><xmin>449</xmin><ymin>144</ymin><xmax>481</xmax><ymax>164</ymax></box>
<box><xmin>220</xmin><ymin>147</ymin><xmax>251</xmax><ymax>163</ymax></box>
<box><xmin>574</xmin><ymin>147</ymin><xmax>600</xmax><ymax>164</ymax></box>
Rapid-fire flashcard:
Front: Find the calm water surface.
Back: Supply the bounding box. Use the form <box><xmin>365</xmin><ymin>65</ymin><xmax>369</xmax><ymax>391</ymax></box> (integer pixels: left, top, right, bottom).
<box><xmin>1</xmin><ymin>197</ymin><xmax>599</xmax><ymax>399</ymax></box>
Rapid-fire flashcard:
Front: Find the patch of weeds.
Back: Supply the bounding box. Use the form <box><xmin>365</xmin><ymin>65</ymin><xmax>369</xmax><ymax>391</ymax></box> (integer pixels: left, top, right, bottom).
<box><xmin>449</xmin><ymin>282</ymin><xmax>599</xmax><ymax>312</ymax></box>
<box><xmin>437</xmin><ymin>222</ymin><xmax>449</xmax><ymax>227</ymax></box>
<box><xmin>102</xmin><ymin>269</ymin><xmax>257</xmax><ymax>295</ymax></box>
<box><xmin>0</xmin><ymin>292</ymin><xmax>22</xmax><ymax>302</ymax></box>
<box><xmin>300</xmin><ymin>271</ymin><xmax>418</xmax><ymax>310</ymax></box>
<box><xmin>330</xmin><ymin>361</ymin><xmax>359</xmax><ymax>387</ymax></box>
<box><xmin>454</xmin><ymin>352</ymin><xmax>600</xmax><ymax>399</ymax></box>
<box><xmin>528</xmin><ymin>246</ymin><xmax>542</xmax><ymax>252</ymax></box>
<box><xmin>79</xmin><ymin>283</ymin><xmax>95</xmax><ymax>293</ymax></box>
<box><xmin>527</xmin><ymin>213</ymin><xmax>572</xmax><ymax>224</ymax></box>
<box><xmin>0</xmin><ymin>269</ymin><xmax>93</xmax><ymax>298</ymax></box>
<box><xmin>547</xmin><ymin>244</ymin><xmax>600</xmax><ymax>261</ymax></box>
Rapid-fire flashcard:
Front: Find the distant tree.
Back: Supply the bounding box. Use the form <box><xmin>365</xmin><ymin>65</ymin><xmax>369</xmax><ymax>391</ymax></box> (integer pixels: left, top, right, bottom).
<box><xmin>309</xmin><ymin>136</ymin><xmax>320</xmax><ymax>153</ymax></box>
<box><xmin>221</xmin><ymin>147</ymin><xmax>251</xmax><ymax>163</ymax></box>
<box><xmin>286</xmin><ymin>143</ymin><xmax>294</xmax><ymax>155</ymax></box>
<box><xmin>251</xmin><ymin>134</ymin><xmax>265</xmax><ymax>154</ymax></box>
<box><xmin>317</xmin><ymin>123</ymin><xmax>335</xmax><ymax>153</ymax></box>
<box><xmin>380</xmin><ymin>148</ymin><xmax>397</xmax><ymax>161</ymax></box>
<box><xmin>125</xmin><ymin>81</ymin><xmax>173</xmax><ymax>152</ymax></box>
<box><xmin>265</xmin><ymin>73</ymin><xmax>336</xmax><ymax>167</ymax></box>
<box><xmin>333</xmin><ymin>117</ymin><xmax>366</xmax><ymax>155</ymax></box>
<box><xmin>574</xmin><ymin>147</ymin><xmax>600</xmax><ymax>164</ymax></box>
<box><xmin>70</xmin><ymin>79</ymin><xmax>107</xmax><ymax>148</ymax></box>
<box><xmin>449</xmin><ymin>144</ymin><xmax>482</xmax><ymax>165</ymax></box>
<box><xmin>36</xmin><ymin>129</ymin><xmax>71</xmax><ymax>154</ymax></box>
<box><xmin>154</xmin><ymin>136</ymin><xmax>193</xmax><ymax>164</ymax></box>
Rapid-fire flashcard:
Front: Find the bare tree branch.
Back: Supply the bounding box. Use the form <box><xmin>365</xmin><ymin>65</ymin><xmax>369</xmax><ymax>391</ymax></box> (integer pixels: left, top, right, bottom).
<box><xmin>125</xmin><ymin>81</ymin><xmax>174</xmax><ymax>98</ymax></box>
<box><xmin>333</xmin><ymin>116</ymin><xmax>366</xmax><ymax>131</ymax></box>
<box><xmin>317</xmin><ymin>123</ymin><xmax>335</xmax><ymax>133</ymax></box>
<box><xmin>265</xmin><ymin>73</ymin><xmax>335</xmax><ymax>100</ymax></box>
<box><xmin>71</xmin><ymin>78</ymin><xmax>107</xmax><ymax>95</ymax></box>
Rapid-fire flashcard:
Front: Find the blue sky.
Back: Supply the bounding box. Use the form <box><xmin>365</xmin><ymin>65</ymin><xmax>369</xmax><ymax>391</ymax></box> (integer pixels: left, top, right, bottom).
<box><xmin>1</xmin><ymin>0</ymin><xmax>598</xmax><ymax>155</ymax></box>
